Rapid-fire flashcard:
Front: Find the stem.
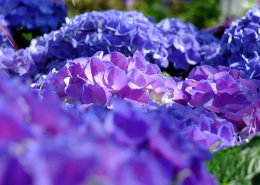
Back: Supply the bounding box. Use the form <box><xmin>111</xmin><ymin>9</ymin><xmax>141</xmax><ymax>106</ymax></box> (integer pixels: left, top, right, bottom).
<box><xmin>0</xmin><ymin>24</ymin><xmax>19</xmax><ymax>51</ymax></box>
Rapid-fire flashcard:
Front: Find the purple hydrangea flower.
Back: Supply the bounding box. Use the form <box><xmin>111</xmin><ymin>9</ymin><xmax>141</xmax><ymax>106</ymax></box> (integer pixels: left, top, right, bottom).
<box><xmin>146</xmin><ymin>103</ymin><xmax>236</xmax><ymax>151</ymax></box>
<box><xmin>104</xmin><ymin>100</ymin><xmax>217</xmax><ymax>185</ymax></box>
<box><xmin>33</xmin><ymin>50</ymin><xmax>237</xmax><ymax>150</ymax></box>
<box><xmin>0</xmin><ymin>48</ymin><xmax>37</xmax><ymax>76</ymax></box>
<box><xmin>33</xmin><ymin>51</ymin><xmax>176</xmax><ymax>106</ymax></box>
<box><xmin>177</xmin><ymin>65</ymin><xmax>260</xmax><ymax>139</ymax></box>
<box><xmin>0</xmin><ymin>0</ymin><xmax>67</xmax><ymax>33</ymax></box>
<box><xmin>220</xmin><ymin>7</ymin><xmax>260</xmax><ymax>79</ymax></box>
<box><xmin>0</xmin><ymin>73</ymin><xmax>217</xmax><ymax>185</ymax></box>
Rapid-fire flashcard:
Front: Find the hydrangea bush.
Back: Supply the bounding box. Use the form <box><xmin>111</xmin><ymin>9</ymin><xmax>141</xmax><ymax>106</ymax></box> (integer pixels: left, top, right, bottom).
<box><xmin>0</xmin><ymin>1</ymin><xmax>260</xmax><ymax>184</ymax></box>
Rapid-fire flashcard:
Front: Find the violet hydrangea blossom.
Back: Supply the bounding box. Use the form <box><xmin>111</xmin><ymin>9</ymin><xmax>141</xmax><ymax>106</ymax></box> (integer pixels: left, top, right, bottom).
<box><xmin>32</xmin><ymin>51</ymin><xmax>236</xmax><ymax>150</ymax></box>
<box><xmin>146</xmin><ymin>103</ymin><xmax>236</xmax><ymax>151</ymax></box>
<box><xmin>103</xmin><ymin>100</ymin><xmax>218</xmax><ymax>185</ymax></box>
<box><xmin>0</xmin><ymin>47</ymin><xmax>38</xmax><ymax>76</ymax></box>
<box><xmin>220</xmin><ymin>7</ymin><xmax>260</xmax><ymax>79</ymax></box>
<box><xmin>177</xmin><ymin>65</ymin><xmax>260</xmax><ymax>139</ymax></box>
<box><xmin>33</xmin><ymin>51</ymin><xmax>176</xmax><ymax>106</ymax></box>
<box><xmin>0</xmin><ymin>73</ymin><xmax>217</xmax><ymax>185</ymax></box>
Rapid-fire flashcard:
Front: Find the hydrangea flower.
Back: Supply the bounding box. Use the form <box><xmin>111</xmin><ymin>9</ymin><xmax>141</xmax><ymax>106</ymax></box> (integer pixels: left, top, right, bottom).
<box><xmin>0</xmin><ymin>0</ymin><xmax>67</xmax><ymax>76</ymax></box>
<box><xmin>147</xmin><ymin>103</ymin><xmax>236</xmax><ymax>151</ymax></box>
<box><xmin>0</xmin><ymin>0</ymin><xmax>67</xmax><ymax>33</ymax></box>
<box><xmin>220</xmin><ymin>7</ymin><xmax>260</xmax><ymax>79</ymax></box>
<box><xmin>177</xmin><ymin>65</ymin><xmax>260</xmax><ymax>139</ymax></box>
<box><xmin>157</xmin><ymin>18</ymin><xmax>220</xmax><ymax>72</ymax></box>
<box><xmin>0</xmin><ymin>73</ymin><xmax>217</xmax><ymax>185</ymax></box>
<box><xmin>1</xmin><ymin>11</ymin><xmax>223</xmax><ymax>78</ymax></box>
<box><xmin>27</xmin><ymin>10</ymin><xmax>168</xmax><ymax>74</ymax></box>
<box><xmin>104</xmin><ymin>100</ymin><xmax>217</xmax><ymax>185</ymax></box>
<box><xmin>33</xmin><ymin>51</ymin><xmax>176</xmax><ymax>106</ymax></box>
<box><xmin>0</xmin><ymin>47</ymin><xmax>38</xmax><ymax>76</ymax></box>
<box><xmin>32</xmin><ymin>51</ymin><xmax>236</xmax><ymax>151</ymax></box>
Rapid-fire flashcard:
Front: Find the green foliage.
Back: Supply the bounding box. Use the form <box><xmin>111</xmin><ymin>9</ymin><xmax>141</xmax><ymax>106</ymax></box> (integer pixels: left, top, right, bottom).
<box><xmin>134</xmin><ymin>0</ymin><xmax>175</xmax><ymax>21</ymax></box>
<box><xmin>207</xmin><ymin>136</ymin><xmax>260</xmax><ymax>185</ymax></box>
<box><xmin>132</xmin><ymin>0</ymin><xmax>221</xmax><ymax>28</ymax></box>
<box><xmin>65</xmin><ymin>0</ymin><xmax>221</xmax><ymax>28</ymax></box>
<box><xmin>178</xmin><ymin>0</ymin><xmax>221</xmax><ymax>28</ymax></box>
<box><xmin>65</xmin><ymin>0</ymin><xmax>124</xmax><ymax>17</ymax></box>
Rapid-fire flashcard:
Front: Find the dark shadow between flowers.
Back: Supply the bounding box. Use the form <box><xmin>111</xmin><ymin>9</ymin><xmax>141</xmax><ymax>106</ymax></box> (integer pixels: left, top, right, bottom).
<box><xmin>163</xmin><ymin>62</ymin><xmax>193</xmax><ymax>79</ymax></box>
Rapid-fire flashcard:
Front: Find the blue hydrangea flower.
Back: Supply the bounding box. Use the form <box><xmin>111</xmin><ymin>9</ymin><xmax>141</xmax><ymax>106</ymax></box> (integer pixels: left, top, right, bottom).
<box><xmin>0</xmin><ymin>0</ymin><xmax>67</xmax><ymax>33</ymax></box>
<box><xmin>157</xmin><ymin>18</ymin><xmax>220</xmax><ymax>71</ymax></box>
<box><xmin>29</xmin><ymin>10</ymin><xmax>168</xmax><ymax>74</ymax></box>
<box><xmin>220</xmin><ymin>7</ymin><xmax>260</xmax><ymax>79</ymax></box>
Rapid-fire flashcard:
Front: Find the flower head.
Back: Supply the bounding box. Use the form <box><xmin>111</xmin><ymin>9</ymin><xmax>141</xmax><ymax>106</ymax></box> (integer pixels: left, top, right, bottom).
<box><xmin>0</xmin><ymin>0</ymin><xmax>67</xmax><ymax>33</ymax></box>
<box><xmin>220</xmin><ymin>7</ymin><xmax>260</xmax><ymax>79</ymax></box>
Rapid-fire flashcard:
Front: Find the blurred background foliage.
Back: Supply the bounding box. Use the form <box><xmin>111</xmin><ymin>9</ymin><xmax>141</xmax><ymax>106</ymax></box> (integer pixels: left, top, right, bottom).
<box><xmin>134</xmin><ymin>0</ymin><xmax>220</xmax><ymax>28</ymax></box>
<box><xmin>65</xmin><ymin>0</ymin><xmax>258</xmax><ymax>29</ymax></box>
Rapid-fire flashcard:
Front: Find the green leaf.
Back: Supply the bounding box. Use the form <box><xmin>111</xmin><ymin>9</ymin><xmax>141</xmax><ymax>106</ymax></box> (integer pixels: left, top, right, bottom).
<box><xmin>207</xmin><ymin>136</ymin><xmax>260</xmax><ymax>185</ymax></box>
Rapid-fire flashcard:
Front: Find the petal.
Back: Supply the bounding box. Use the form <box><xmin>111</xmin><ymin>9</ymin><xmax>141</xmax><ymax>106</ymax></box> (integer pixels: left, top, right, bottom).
<box><xmin>119</xmin><ymin>86</ymin><xmax>152</xmax><ymax>104</ymax></box>
<box><xmin>103</xmin><ymin>66</ymin><xmax>128</xmax><ymax>91</ymax></box>
<box><xmin>82</xmin><ymin>84</ymin><xmax>111</xmax><ymax>106</ymax></box>
<box><xmin>110</xmin><ymin>52</ymin><xmax>129</xmax><ymax>71</ymax></box>
<box><xmin>85</xmin><ymin>56</ymin><xmax>111</xmax><ymax>84</ymax></box>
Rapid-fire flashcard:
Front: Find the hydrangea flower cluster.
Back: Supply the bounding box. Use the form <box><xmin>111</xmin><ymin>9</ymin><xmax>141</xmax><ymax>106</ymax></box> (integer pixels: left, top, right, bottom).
<box><xmin>32</xmin><ymin>50</ymin><xmax>239</xmax><ymax>151</ymax></box>
<box><xmin>220</xmin><ymin>7</ymin><xmax>260</xmax><ymax>79</ymax></box>
<box><xmin>157</xmin><ymin>18</ymin><xmax>220</xmax><ymax>71</ymax></box>
<box><xmin>0</xmin><ymin>11</ymin><xmax>221</xmax><ymax>77</ymax></box>
<box><xmin>33</xmin><ymin>51</ymin><xmax>258</xmax><ymax>144</ymax></box>
<box><xmin>0</xmin><ymin>0</ymin><xmax>67</xmax><ymax>76</ymax></box>
<box><xmin>29</xmin><ymin>10</ymin><xmax>168</xmax><ymax>73</ymax></box>
<box><xmin>0</xmin><ymin>73</ymin><xmax>217</xmax><ymax>185</ymax></box>
<box><xmin>148</xmin><ymin>103</ymin><xmax>236</xmax><ymax>151</ymax></box>
<box><xmin>33</xmin><ymin>51</ymin><xmax>176</xmax><ymax>106</ymax></box>
<box><xmin>0</xmin><ymin>0</ymin><xmax>67</xmax><ymax>33</ymax></box>
<box><xmin>0</xmin><ymin>48</ymin><xmax>38</xmax><ymax>76</ymax></box>
<box><xmin>177</xmin><ymin>65</ymin><xmax>260</xmax><ymax>139</ymax></box>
